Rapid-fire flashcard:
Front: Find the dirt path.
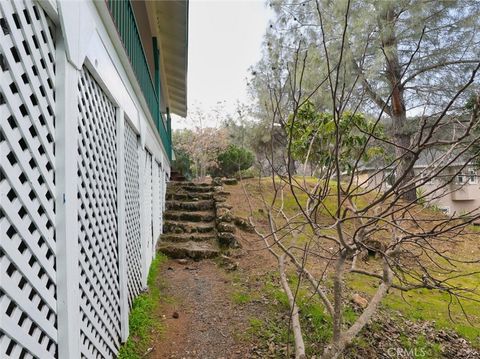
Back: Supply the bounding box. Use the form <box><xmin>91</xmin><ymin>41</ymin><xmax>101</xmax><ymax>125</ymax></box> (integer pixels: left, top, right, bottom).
<box><xmin>148</xmin><ymin>259</ymin><xmax>258</xmax><ymax>359</ymax></box>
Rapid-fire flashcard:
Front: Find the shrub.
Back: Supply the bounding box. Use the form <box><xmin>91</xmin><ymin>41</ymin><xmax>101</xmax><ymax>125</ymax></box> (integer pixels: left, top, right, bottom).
<box><xmin>216</xmin><ymin>145</ymin><xmax>254</xmax><ymax>177</ymax></box>
<box><xmin>172</xmin><ymin>149</ymin><xmax>192</xmax><ymax>179</ymax></box>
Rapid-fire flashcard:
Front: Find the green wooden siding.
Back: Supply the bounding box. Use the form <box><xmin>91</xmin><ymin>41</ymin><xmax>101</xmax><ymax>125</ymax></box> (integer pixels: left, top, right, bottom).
<box><xmin>107</xmin><ymin>0</ymin><xmax>172</xmax><ymax>160</ymax></box>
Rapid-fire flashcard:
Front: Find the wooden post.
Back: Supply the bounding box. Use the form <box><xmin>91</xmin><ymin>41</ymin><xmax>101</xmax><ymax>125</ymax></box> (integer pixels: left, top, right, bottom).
<box><xmin>55</xmin><ymin>32</ymin><xmax>81</xmax><ymax>359</ymax></box>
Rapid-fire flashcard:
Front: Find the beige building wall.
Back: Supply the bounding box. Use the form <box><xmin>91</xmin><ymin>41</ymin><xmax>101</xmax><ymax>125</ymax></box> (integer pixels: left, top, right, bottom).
<box><xmin>355</xmin><ymin>167</ymin><xmax>480</xmax><ymax>220</ymax></box>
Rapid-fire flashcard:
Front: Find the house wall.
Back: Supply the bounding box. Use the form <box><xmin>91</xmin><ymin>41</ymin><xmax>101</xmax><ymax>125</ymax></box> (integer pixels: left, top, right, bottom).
<box><xmin>355</xmin><ymin>171</ymin><xmax>386</xmax><ymax>191</ymax></box>
<box><xmin>356</xmin><ymin>168</ymin><xmax>480</xmax><ymax>219</ymax></box>
<box><xmin>420</xmin><ymin>167</ymin><xmax>480</xmax><ymax>217</ymax></box>
<box><xmin>0</xmin><ymin>0</ymin><xmax>171</xmax><ymax>357</ymax></box>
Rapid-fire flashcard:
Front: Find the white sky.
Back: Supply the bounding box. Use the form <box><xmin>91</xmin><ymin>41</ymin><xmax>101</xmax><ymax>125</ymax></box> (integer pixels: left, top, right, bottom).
<box><xmin>172</xmin><ymin>0</ymin><xmax>273</xmax><ymax>129</ymax></box>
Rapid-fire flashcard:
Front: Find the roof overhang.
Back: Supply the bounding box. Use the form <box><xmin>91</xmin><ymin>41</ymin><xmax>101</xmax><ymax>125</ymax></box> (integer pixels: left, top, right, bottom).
<box><xmin>147</xmin><ymin>0</ymin><xmax>188</xmax><ymax>117</ymax></box>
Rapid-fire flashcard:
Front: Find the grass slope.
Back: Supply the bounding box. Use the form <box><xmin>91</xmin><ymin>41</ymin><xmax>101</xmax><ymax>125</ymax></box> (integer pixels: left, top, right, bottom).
<box><xmin>231</xmin><ymin>178</ymin><xmax>480</xmax><ymax>349</ymax></box>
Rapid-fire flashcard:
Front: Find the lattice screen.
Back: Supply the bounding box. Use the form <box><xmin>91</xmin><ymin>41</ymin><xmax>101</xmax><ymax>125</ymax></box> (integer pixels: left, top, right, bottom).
<box><xmin>77</xmin><ymin>68</ymin><xmax>121</xmax><ymax>357</ymax></box>
<box><xmin>124</xmin><ymin>120</ymin><xmax>143</xmax><ymax>308</ymax></box>
<box><xmin>143</xmin><ymin>151</ymin><xmax>153</xmax><ymax>269</ymax></box>
<box><xmin>160</xmin><ymin>165</ymin><xmax>165</xmax><ymax>237</ymax></box>
<box><xmin>0</xmin><ymin>0</ymin><xmax>57</xmax><ymax>357</ymax></box>
<box><xmin>158</xmin><ymin>161</ymin><xmax>163</xmax><ymax>243</ymax></box>
<box><xmin>152</xmin><ymin>160</ymin><xmax>160</xmax><ymax>245</ymax></box>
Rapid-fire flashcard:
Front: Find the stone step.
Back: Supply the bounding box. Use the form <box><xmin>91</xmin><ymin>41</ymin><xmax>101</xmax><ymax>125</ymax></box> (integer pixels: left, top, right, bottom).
<box><xmin>170</xmin><ymin>172</ymin><xmax>186</xmax><ymax>182</ymax></box>
<box><xmin>158</xmin><ymin>240</ymin><xmax>220</xmax><ymax>260</ymax></box>
<box><xmin>169</xmin><ymin>181</ymin><xmax>212</xmax><ymax>187</ymax></box>
<box><xmin>164</xmin><ymin>210</ymin><xmax>215</xmax><ymax>222</ymax></box>
<box><xmin>166</xmin><ymin>192</ymin><xmax>214</xmax><ymax>201</ymax></box>
<box><xmin>164</xmin><ymin>220</ymin><xmax>216</xmax><ymax>234</ymax></box>
<box><xmin>166</xmin><ymin>199</ymin><xmax>214</xmax><ymax>211</ymax></box>
<box><xmin>161</xmin><ymin>233</ymin><xmax>217</xmax><ymax>243</ymax></box>
<box><xmin>178</xmin><ymin>185</ymin><xmax>215</xmax><ymax>193</ymax></box>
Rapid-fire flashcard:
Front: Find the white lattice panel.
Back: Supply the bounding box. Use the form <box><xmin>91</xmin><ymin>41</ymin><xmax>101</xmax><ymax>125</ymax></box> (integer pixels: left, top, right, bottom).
<box><xmin>160</xmin><ymin>165</ymin><xmax>165</xmax><ymax>235</ymax></box>
<box><xmin>124</xmin><ymin>120</ymin><xmax>142</xmax><ymax>308</ymax></box>
<box><xmin>158</xmin><ymin>162</ymin><xmax>163</xmax><ymax>242</ymax></box>
<box><xmin>77</xmin><ymin>68</ymin><xmax>121</xmax><ymax>358</ymax></box>
<box><xmin>0</xmin><ymin>0</ymin><xmax>57</xmax><ymax>357</ymax></box>
<box><xmin>144</xmin><ymin>151</ymin><xmax>153</xmax><ymax>268</ymax></box>
<box><xmin>163</xmin><ymin>168</ymin><xmax>167</xmax><ymax>208</ymax></box>
<box><xmin>152</xmin><ymin>160</ymin><xmax>160</xmax><ymax>244</ymax></box>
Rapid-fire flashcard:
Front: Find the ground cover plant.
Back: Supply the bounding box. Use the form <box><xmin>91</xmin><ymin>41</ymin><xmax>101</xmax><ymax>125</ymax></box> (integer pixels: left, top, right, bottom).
<box><xmin>118</xmin><ymin>254</ymin><xmax>167</xmax><ymax>359</ymax></box>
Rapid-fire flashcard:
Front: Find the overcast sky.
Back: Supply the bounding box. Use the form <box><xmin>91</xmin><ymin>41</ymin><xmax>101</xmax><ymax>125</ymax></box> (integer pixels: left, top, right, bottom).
<box><xmin>172</xmin><ymin>0</ymin><xmax>272</xmax><ymax>129</ymax></box>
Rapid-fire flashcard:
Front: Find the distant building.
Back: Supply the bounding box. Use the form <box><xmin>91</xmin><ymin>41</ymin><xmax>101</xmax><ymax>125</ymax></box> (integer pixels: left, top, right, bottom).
<box><xmin>356</xmin><ymin>150</ymin><xmax>480</xmax><ymax>217</ymax></box>
<box><xmin>0</xmin><ymin>0</ymin><xmax>188</xmax><ymax>357</ymax></box>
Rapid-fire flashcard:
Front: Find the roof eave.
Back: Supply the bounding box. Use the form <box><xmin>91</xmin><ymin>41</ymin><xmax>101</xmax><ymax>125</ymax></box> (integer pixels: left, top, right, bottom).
<box><xmin>151</xmin><ymin>0</ymin><xmax>188</xmax><ymax>118</ymax></box>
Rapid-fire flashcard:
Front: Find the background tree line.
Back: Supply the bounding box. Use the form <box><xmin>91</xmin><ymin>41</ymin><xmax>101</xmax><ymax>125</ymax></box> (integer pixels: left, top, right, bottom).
<box><xmin>172</xmin><ymin>104</ymin><xmax>256</xmax><ymax>179</ymax></box>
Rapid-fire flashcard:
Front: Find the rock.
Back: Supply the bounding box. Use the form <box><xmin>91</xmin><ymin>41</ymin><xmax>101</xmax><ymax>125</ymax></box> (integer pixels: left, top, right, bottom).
<box><xmin>182</xmin><ymin>185</ymin><xmax>214</xmax><ymax>193</ymax></box>
<box><xmin>234</xmin><ymin>217</ymin><xmax>254</xmax><ymax>232</ymax></box>
<box><xmin>166</xmin><ymin>199</ymin><xmax>214</xmax><ymax>211</ymax></box>
<box><xmin>216</xmin><ymin>208</ymin><xmax>233</xmax><ymax>223</ymax></box>
<box><xmin>177</xmin><ymin>259</ymin><xmax>188</xmax><ymax>265</ymax></box>
<box><xmin>143</xmin><ymin>347</ymin><xmax>154</xmax><ymax>356</ymax></box>
<box><xmin>351</xmin><ymin>293</ymin><xmax>368</xmax><ymax>309</ymax></box>
<box><xmin>161</xmin><ymin>233</ymin><xmax>217</xmax><ymax>243</ymax></box>
<box><xmin>216</xmin><ymin>203</ymin><xmax>233</xmax><ymax>210</ymax></box>
<box><xmin>163</xmin><ymin>221</ymin><xmax>215</xmax><ymax>235</ymax></box>
<box><xmin>158</xmin><ymin>241</ymin><xmax>220</xmax><ymax>260</ymax></box>
<box><xmin>167</xmin><ymin>192</ymin><xmax>213</xmax><ymax>201</ymax></box>
<box><xmin>223</xmin><ymin>178</ymin><xmax>238</xmax><ymax>185</ymax></box>
<box><xmin>217</xmin><ymin>214</ymin><xmax>232</xmax><ymax>223</ymax></box>
<box><xmin>217</xmin><ymin>222</ymin><xmax>236</xmax><ymax>233</ymax></box>
<box><xmin>219</xmin><ymin>255</ymin><xmax>238</xmax><ymax>271</ymax></box>
<box><xmin>216</xmin><ymin>207</ymin><xmax>230</xmax><ymax>217</ymax></box>
<box><xmin>164</xmin><ymin>211</ymin><xmax>215</xmax><ymax>222</ymax></box>
<box><xmin>218</xmin><ymin>232</ymin><xmax>237</xmax><ymax>247</ymax></box>
<box><xmin>213</xmin><ymin>194</ymin><xmax>228</xmax><ymax>203</ymax></box>
<box><xmin>173</xmin><ymin>226</ymin><xmax>184</xmax><ymax>234</ymax></box>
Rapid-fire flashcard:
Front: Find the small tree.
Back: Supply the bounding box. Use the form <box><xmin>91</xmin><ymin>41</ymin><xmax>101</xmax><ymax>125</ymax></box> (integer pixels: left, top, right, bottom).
<box><xmin>245</xmin><ymin>1</ymin><xmax>480</xmax><ymax>358</ymax></box>
<box><xmin>216</xmin><ymin>144</ymin><xmax>254</xmax><ymax>178</ymax></box>
<box><xmin>287</xmin><ymin>101</ymin><xmax>386</xmax><ymax>174</ymax></box>
<box><xmin>173</xmin><ymin>127</ymin><xmax>228</xmax><ymax>179</ymax></box>
<box><xmin>172</xmin><ymin>148</ymin><xmax>192</xmax><ymax>180</ymax></box>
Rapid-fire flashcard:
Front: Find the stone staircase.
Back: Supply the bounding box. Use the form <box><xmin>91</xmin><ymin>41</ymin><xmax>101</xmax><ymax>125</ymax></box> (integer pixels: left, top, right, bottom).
<box><xmin>158</xmin><ymin>181</ymin><xmax>221</xmax><ymax>260</ymax></box>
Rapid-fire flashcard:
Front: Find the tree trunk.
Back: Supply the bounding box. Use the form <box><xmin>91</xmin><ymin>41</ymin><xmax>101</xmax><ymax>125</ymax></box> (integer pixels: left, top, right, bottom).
<box><xmin>379</xmin><ymin>4</ymin><xmax>416</xmax><ymax>201</ymax></box>
<box><xmin>332</xmin><ymin>252</ymin><xmax>347</xmax><ymax>344</ymax></box>
<box><xmin>278</xmin><ymin>255</ymin><xmax>306</xmax><ymax>359</ymax></box>
<box><xmin>288</xmin><ymin>155</ymin><xmax>297</xmax><ymax>176</ymax></box>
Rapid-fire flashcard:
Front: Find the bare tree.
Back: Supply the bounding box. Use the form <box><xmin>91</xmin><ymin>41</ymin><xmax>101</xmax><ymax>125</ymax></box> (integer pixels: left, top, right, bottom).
<box><xmin>173</xmin><ymin>106</ymin><xmax>229</xmax><ymax>179</ymax></box>
<box><xmin>252</xmin><ymin>0</ymin><xmax>480</xmax><ymax>200</ymax></box>
<box><xmin>245</xmin><ymin>1</ymin><xmax>480</xmax><ymax>357</ymax></box>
